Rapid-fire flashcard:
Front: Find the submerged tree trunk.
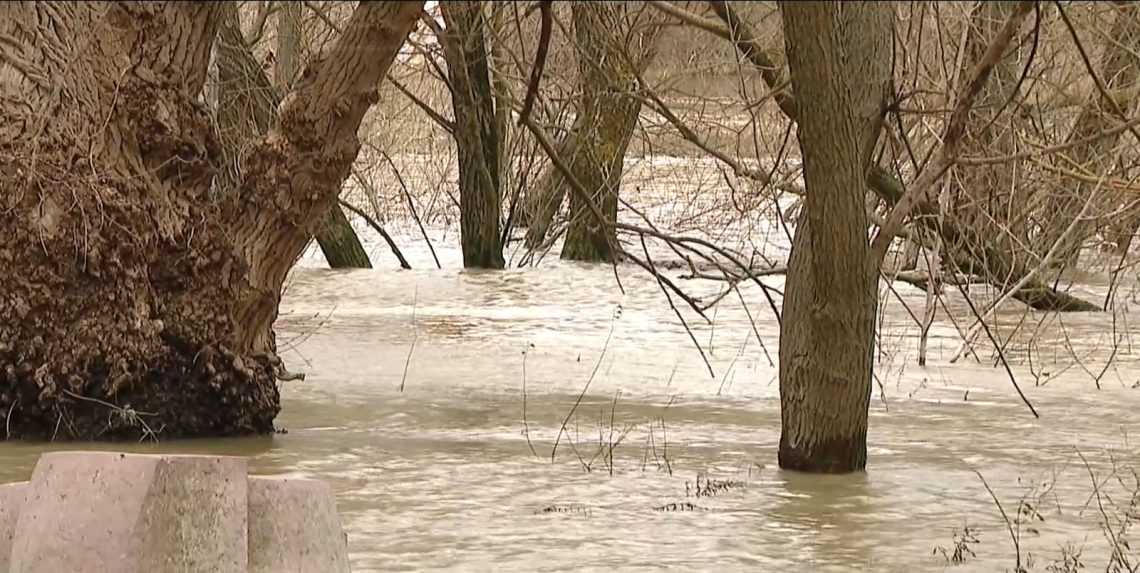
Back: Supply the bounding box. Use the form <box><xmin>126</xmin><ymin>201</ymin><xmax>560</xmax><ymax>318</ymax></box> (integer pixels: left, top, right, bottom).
<box><xmin>777</xmin><ymin>2</ymin><xmax>891</xmax><ymax>473</ymax></box>
<box><xmin>522</xmin><ymin>3</ymin><xmax>657</xmax><ymax>258</ymax></box>
<box><xmin>276</xmin><ymin>1</ymin><xmax>371</xmax><ymax>269</ymax></box>
<box><xmin>441</xmin><ymin>1</ymin><xmax>505</xmax><ymax>269</ymax></box>
<box><xmin>523</xmin><ymin>117</ymin><xmax>581</xmax><ymax>250</ymax></box>
<box><xmin>522</xmin><ymin>121</ymin><xmax>580</xmax><ymax>249</ymax></box>
<box><xmin>0</xmin><ymin>2</ymin><xmax>421</xmax><ymax>440</ymax></box>
<box><xmin>315</xmin><ymin>203</ymin><xmax>373</xmax><ymax>269</ymax></box>
<box><xmin>559</xmin><ymin>3</ymin><xmax>658</xmax><ymax>262</ymax></box>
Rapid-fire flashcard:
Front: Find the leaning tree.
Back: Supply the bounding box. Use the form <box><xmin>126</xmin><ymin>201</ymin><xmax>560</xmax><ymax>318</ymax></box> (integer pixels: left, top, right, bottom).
<box><xmin>0</xmin><ymin>2</ymin><xmax>422</xmax><ymax>439</ymax></box>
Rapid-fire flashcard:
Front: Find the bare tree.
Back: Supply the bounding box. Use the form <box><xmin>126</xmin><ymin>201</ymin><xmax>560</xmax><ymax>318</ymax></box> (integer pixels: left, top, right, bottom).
<box><xmin>524</xmin><ymin>3</ymin><xmax>659</xmax><ymax>262</ymax></box>
<box><xmin>277</xmin><ymin>1</ymin><xmax>372</xmax><ymax>269</ymax></box>
<box><xmin>0</xmin><ymin>2</ymin><xmax>422</xmax><ymax>439</ymax></box>
<box><xmin>694</xmin><ymin>1</ymin><xmax>1099</xmax><ymax>312</ymax></box>
<box><xmin>1040</xmin><ymin>2</ymin><xmax>1140</xmax><ymax>263</ymax></box>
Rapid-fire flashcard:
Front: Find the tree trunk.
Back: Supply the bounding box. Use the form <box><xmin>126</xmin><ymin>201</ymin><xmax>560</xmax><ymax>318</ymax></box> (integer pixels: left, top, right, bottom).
<box><xmin>559</xmin><ymin>3</ymin><xmax>658</xmax><ymax>262</ymax></box>
<box><xmin>275</xmin><ymin>1</ymin><xmax>302</xmax><ymax>92</ymax></box>
<box><xmin>441</xmin><ymin>1</ymin><xmax>505</xmax><ymax>269</ymax></box>
<box><xmin>277</xmin><ymin>1</ymin><xmax>371</xmax><ymax>269</ymax></box>
<box><xmin>1042</xmin><ymin>2</ymin><xmax>1140</xmax><ymax>262</ymax></box>
<box><xmin>315</xmin><ymin>204</ymin><xmax>373</xmax><ymax>269</ymax></box>
<box><xmin>522</xmin><ymin>121</ymin><xmax>579</xmax><ymax>249</ymax></box>
<box><xmin>216</xmin><ymin>2</ymin><xmax>275</xmax><ymax>197</ymax></box>
<box><xmin>489</xmin><ymin>1</ymin><xmax>518</xmax><ymax>230</ymax></box>
<box><xmin>0</xmin><ymin>2</ymin><xmax>422</xmax><ymax>440</ymax></box>
<box><xmin>777</xmin><ymin>2</ymin><xmax>892</xmax><ymax>473</ymax></box>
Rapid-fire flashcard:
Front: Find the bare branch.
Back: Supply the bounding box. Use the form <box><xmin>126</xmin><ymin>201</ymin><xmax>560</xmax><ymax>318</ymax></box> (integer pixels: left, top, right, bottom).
<box><xmin>869</xmin><ymin>1</ymin><xmax>1035</xmax><ymax>263</ymax></box>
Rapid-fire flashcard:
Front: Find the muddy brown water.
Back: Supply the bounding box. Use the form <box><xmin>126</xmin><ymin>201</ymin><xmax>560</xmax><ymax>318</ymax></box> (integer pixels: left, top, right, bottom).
<box><xmin>3</xmin><ymin>161</ymin><xmax>1138</xmax><ymax>571</ymax></box>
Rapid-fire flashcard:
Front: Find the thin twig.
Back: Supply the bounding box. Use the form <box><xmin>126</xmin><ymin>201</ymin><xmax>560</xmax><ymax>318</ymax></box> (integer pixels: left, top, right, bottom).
<box><xmin>399</xmin><ymin>287</ymin><xmax>418</xmax><ymax>392</ymax></box>
<box><xmin>337</xmin><ymin>198</ymin><xmax>412</xmax><ymax>269</ymax></box>
<box><xmin>953</xmin><ymin>280</ymin><xmax>1039</xmax><ymax>418</ymax></box>
<box><xmin>975</xmin><ymin>470</ymin><xmax>1024</xmax><ymax>572</ymax></box>
<box><xmin>640</xmin><ymin>235</ymin><xmax>716</xmax><ymax>378</ymax></box>
<box><xmin>521</xmin><ymin>342</ymin><xmax>539</xmax><ymax>458</ymax></box>
<box><xmin>381</xmin><ymin>151</ymin><xmax>442</xmax><ymax>269</ymax></box>
<box><xmin>551</xmin><ymin>314</ymin><xmax>617</xmax><ymax>463</ymax></box>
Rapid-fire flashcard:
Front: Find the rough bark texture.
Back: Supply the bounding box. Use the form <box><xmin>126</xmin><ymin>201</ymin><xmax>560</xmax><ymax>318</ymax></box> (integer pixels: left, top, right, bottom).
<box><xmin>441</xmin><ymin>2</ymin><xmax>505</xmax><ymax>269</ymax></box>
<box><xmin>276</xmin><ymin>1</ymin><xmax>371</xmax><ymax>270</ymax></box>
<box><xmin>559</xmin><ymin>2</ymin><xmax>657</xmax><ymax>262</ymax></box>
<box><xmin>778</xmin><ymin>2</ymin><xmax>892</xmax><ymax>473</ymax></box>
<box><xmin>1042</xmin><ymin>2</ymin><xmax>1140</xmax><ymax>262</ymax></box>
<box><xmin>0</xmin><ymin>1</ymin><xmax>422</xmax><ymax>440</ymax></box>
<box><xmin>708</xmin><ymin>1</ymin><xmax>1098</xmax><ymax>312</ymax></box>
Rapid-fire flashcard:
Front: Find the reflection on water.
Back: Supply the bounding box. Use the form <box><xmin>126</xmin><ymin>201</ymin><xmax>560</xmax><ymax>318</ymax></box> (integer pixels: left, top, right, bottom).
<box><xmin>2</xmin><ymin>205</ymin><xmax>1138</xmax><ymax>571</ymax></box>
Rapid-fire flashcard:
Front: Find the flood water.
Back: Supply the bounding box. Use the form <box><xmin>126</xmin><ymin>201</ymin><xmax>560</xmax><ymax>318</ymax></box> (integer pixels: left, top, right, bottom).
<box><xmin>2</xmin><ymin>159</ymin><xmax>1138</xmax><ymax>572</ymax></box>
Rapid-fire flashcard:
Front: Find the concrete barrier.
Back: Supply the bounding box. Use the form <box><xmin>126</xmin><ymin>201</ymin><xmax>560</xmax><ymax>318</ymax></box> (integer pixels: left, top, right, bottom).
<box><xmin>9</xmin><ymin>452</ymin><xmax>248</xmax><ymax>573</ymax></box>
<box><xmin>0</xmin><ymin>481</ymin><xmax>27</xmax><ymax>573</ymax></box>
<box><xmin>2</xmin><ymin>451</ymin><xmax>350</xmax><ymax>572</ymax></box>
<box><xmin>248</xmin><ymin>476</ymin><xmax>351</xmax><ymax>573</ymax></box>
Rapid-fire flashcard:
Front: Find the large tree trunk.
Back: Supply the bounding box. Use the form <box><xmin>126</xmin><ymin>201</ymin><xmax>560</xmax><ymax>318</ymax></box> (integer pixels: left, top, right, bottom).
<box><xmin>0</xmin><ymin>2</ymin><xmax>421</xmax><ymax>440</ymax></box>
<box><xmin>777</xmin><ymin>2</ymin><xmax>891</xmax><ymax>473</ymax></box>
<box><xmin>441</xmin><ymin>1</ymin><xmax>505</xmax><ymax>269</ymax></box>
<box><xmin>559</xmin><ymin>3</ymin><xmax>657</xmax><ymax>262</ymax></box>
<box><xmin>706</xmin><ymin>1</ymin><xmax>1098</xmax><ymax>312</ymax></box>
<box><xmin>276</xmin><ymin>1</ymin><xmax>372</xmax><ymax>269</ymax></box>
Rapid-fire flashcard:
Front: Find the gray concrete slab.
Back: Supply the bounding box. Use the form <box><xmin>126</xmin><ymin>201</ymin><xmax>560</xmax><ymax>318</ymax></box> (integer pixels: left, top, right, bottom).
<box><xmin>248</xmin><ymin>475</ymin><xmax>350</xmax><ymax>573</ymax></box>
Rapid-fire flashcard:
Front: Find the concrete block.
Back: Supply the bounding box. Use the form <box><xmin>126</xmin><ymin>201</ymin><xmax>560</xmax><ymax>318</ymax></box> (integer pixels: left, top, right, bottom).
<box><xmin>248</xmin><ymin>476</ymin><xmax>350</xmax><ymax>573</ymax></box>
<box><xmin>9</xmin><ymin>451</ymin><xmax>248</xmax><ymax>573</ymax></box>
<box><xmin>0</xmin><ymin>481</ymin><xmax>28</xmax><ymax>573</ymax></box>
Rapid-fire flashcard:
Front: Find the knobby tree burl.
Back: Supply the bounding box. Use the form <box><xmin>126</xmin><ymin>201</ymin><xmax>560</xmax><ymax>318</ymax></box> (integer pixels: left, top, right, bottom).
<box><xmin>0</xmin><ymin>1</ymin><xmax>422</xmax><ymax>439</ymax></box>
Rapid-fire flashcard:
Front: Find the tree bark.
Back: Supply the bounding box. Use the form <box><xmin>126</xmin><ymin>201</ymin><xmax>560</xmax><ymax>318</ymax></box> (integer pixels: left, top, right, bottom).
<box><xmin>522</xmin><ymin>117</ymin><xmax>581</xmax><ymax>250</ymax></box>
<box><xmin>0</xmin><ymin>1</ymin><xmax>421</xmax><ymax>440</ymax></box>
<box><xmin>704</xmin><ymin>1</ymin><xmax>1098</xmax><ymax>312</ymax></box>
<box><xmin>276</xmin><ymin>1</ymin><xmax>372</xmax><ymax>269</ymax></box>
<box><xmin>489</xmin><ymin>1</ymin><xmax>518</xmax><ymax>230</ymax></box>
<box><xmin>559</xmin><ymin>2</ymin><xmax>657</xmax><ymax>262</ymax></box>
<box><xmin>777</xmin><ymin>2</ymin><xmax>892</xmax><ymax>473</ymax></box>
<box><xmin>441</xmin><ymin>1</ymin><xmax>505</xmax><ymax>269</ymax></box>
